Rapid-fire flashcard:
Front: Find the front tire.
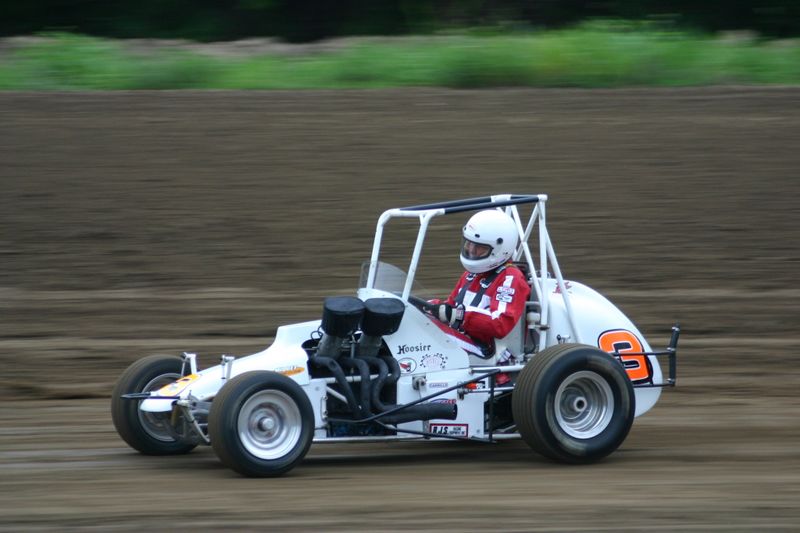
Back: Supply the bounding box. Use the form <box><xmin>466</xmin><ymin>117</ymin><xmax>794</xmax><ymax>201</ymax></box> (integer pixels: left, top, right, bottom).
<box><xmin>512</xmin><ymin>343</ymin><xmax>635</xmax><ymax>463</ymax></box>
<box><xmin>208</xmin><ymin>371</ymin><xmax>314</xmax><ymax>477</ymax></box>
<box><xmin>111</xmin><ymin>355</ymin><xmax>199</xmax><ymax>455</ymax></box>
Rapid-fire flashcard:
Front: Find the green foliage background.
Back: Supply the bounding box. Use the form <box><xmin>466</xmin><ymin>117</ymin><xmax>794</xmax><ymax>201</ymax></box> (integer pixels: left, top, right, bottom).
<box><xmin>2</xmin><ymin>2</ymin><xmax>799</xmax><ymax>89</ymax></box>
<box><xmin>2</xmin><ymin>26</ymin><xmax>798</xmax><ymax>90</ymax></box>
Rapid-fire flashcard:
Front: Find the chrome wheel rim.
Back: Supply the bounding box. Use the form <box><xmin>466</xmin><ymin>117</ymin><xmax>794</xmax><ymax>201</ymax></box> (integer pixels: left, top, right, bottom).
<box><xmin>554</xmin><ymin>371</ymin><xmax>614</xmax><ymax>439</ymax></box>
<box><xmin>138</xmin><ymin>372</ymin><xmax>182</xmax><ymax>442</ymax></box>
<box><xmin>238</xmin><ymin>390</ymin><xmax>302</xmax><ymax>460</ymax></box>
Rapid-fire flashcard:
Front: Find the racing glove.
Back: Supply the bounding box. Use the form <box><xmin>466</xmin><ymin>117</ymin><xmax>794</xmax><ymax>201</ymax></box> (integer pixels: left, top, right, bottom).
<box><xmin>437</xmin><ymin>303</ymin><xmax>465</xmax><ymax>328</ymax></box>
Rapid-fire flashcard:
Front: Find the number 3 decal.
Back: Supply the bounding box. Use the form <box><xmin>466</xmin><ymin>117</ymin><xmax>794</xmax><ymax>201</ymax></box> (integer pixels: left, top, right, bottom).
<box><xmin>598</xmin><ymin>329</ymin><xmax>653</xmax><ymax>384</ymax></box>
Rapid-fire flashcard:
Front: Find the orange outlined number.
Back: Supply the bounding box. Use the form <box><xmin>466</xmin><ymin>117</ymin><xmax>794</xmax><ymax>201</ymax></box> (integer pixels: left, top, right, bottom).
<box><xmin>598</xmin><ymin>329</ymin><xmax>653</xmax><ymax>384</ymax></box>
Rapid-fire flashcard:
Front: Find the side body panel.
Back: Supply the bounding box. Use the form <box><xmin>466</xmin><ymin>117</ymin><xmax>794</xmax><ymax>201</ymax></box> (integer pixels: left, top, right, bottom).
<box><xmin>358</xmin><ymin>288</ymin><xmax>470</xmax><ymax>374</ymax></box>
<box><xmin>395</xmin><ymin>368</ymin><xmax>486</xmax><ymax>439</ymax></box>
<box><xmin>542</xmin><ymin>279</ymin><xmax>663</xmax><ymax>417</ymax></box>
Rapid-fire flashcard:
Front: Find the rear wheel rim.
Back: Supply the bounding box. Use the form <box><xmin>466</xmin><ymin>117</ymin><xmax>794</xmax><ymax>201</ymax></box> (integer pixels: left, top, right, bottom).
<box><xmin>138</xmin><ymin>373</ymin><xmax>182</xmax><ymax>442</ymax></box>
<box><xmin>554</xmin><ymin>370</ymin><xmax>614</xmax><ymax>439</ymax></box>
<box><xmin>238</xmin><ymin>390</ymin><xmax>302</xmax><ymax>461</ymax></box>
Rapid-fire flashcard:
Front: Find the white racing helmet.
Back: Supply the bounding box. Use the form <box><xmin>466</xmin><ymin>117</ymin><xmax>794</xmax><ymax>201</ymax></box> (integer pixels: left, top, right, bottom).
<box><xmin>460</xmin><ymin>209</ymin><xmax>519</xmax><ymax>273</ymax></box>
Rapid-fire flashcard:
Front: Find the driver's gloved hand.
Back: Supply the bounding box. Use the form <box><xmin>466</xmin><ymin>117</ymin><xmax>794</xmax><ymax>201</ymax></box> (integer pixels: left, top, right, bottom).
<box><xmin>437</xmin><ymin>303</ymin><xmax>465</xmax><ymax>328</ymax></box>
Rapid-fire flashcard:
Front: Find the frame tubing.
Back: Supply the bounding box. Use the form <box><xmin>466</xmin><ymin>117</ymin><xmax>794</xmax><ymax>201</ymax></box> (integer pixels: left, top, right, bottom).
<box><xmin>537</xmin><ymin>201</ymin><xmax>550</xmax><ymax>348</ymax></box>
<box><xmin>442</xmin><ymin>196</ymin><xmax>539</xmax><ymax>215</ymax></box>
<box><xmin>545</xmin><ymin>232</ymin><xmax>582</xmax><ymax>344</ymax></box>
<box><xmin>402</xmin><ymin>194</ymin><xmax>539</xmax><ymax>213</ymax></box>
<box><xmin>402</xmin><ymin>211</ymin><xmax>436</xmax><ymax>300</ymax></box>
<box><xmin>366</xmin><ymin>208</ymin><xmax>444</xmax><ymax>289</ymax></box>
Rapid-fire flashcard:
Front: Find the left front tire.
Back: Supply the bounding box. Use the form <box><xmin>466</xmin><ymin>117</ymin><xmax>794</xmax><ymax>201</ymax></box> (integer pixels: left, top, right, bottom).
<box><xmin>208</xmin><ymin>371</ymin><xmax>314</xmax><ymax>477</ymax></box>
<box><xmin>111</xmin><ymin>355</ymin><xmax>199</xmax><ymax>455</ymax></box>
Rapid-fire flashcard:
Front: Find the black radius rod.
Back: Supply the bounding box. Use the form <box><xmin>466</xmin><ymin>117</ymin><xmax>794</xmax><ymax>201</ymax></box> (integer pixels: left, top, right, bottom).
<box><xmin>327</xmin><ymin>369</ymin><xmax>501</xmax><ymax>425</ymax></box>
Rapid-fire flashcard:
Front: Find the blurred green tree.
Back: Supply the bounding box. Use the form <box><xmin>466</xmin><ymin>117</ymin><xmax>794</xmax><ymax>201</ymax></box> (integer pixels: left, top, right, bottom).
<box><xmin>1</xmin><ymin>0</ymin><xmax>798</xmax><ymax>41</ymax></box>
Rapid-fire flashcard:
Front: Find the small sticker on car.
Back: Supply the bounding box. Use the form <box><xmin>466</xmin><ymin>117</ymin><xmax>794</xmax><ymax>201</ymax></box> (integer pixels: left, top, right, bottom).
<box><xmin>429</xmin><ymin>423</ymin><xmax>468</xmax><ymax>437</ymax></box>
<box><xmin>156</xmin><ymin>374</ymin><xmax>199</xmax><ymax>397</ymax></box>
<box><xmin>398</xmin><ymin>358</ymin><xmax>417</xmax><ymax>373</ymax></box>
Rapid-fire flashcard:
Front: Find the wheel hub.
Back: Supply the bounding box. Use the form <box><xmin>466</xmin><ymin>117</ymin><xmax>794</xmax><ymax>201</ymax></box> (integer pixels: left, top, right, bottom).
<box><xmin>554</xmin><ymin>370</ymin><xmax>615</xmax><ymax>439</ymax></box>
<box><xmin>238</xmin><ymin>390</ymin><xmax>302</xmax><ymax>460</ymax></box>
<box><xmin>257</xmin><ymin>416</ymin><xmax>277</xmax><ymax>433</ymax></box>
<box><xmin>571</xmin><ymin>396</ymin><xmax>587</xmax><ymax>413</ymax></box>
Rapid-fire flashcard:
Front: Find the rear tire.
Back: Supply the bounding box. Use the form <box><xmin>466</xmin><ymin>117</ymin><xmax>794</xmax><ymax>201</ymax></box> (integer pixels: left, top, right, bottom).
<box><xmin>512</xmin><ymin>343</ymin><xmax>635</xmax><ymax>463</ymax></box>
<box><xmin>111</xmin><ymin>355</ymin><xmax>198</xmax><ymax>455</ymax></box>
<box><xmin>208</xmin><ymin>371</ymin><xmax>314</xmax><ymax>477</ymax></box>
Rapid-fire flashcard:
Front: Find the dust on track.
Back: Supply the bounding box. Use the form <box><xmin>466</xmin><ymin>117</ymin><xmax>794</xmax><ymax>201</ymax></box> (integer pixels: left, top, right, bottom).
<box><xmin>1</xmin><ymin>88</ymin><xmax>798</xmax><ymax>531</ymax></box>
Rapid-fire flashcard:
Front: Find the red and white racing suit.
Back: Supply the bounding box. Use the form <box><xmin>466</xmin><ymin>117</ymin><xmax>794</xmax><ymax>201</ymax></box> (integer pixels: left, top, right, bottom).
<box><xmin>435</xmin><ymin>264</ymin><xmax>531</xmax><ymax>356</ymax></box>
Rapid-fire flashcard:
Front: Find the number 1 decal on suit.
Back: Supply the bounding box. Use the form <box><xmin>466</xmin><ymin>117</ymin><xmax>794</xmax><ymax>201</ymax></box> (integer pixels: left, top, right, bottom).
<box><xmin>598</xmin><ymin>329</ymin><xmax>653</xmax><ymax>384</ymax></box>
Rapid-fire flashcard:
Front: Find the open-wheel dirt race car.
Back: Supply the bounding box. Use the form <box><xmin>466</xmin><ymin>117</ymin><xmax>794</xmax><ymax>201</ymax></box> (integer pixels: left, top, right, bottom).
<box><xmin>112</xmin><ymin>194</ymin><xmax>680</xmax><ymax>477</ymax></box>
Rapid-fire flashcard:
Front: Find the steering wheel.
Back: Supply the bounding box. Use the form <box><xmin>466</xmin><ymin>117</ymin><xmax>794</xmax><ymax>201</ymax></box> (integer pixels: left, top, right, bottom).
<box><xmin>407</xmin><ymin>294</ymin><xmax>436</xmax><ymax>315</ymax></box>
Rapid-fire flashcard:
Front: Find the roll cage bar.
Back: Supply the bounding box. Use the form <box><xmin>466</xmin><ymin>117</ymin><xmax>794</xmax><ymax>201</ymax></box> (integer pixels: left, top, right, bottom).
<box><xmin>364</xmin><ymin>193</ymin><xmax>582</xmax><ymax>347</ymax></box>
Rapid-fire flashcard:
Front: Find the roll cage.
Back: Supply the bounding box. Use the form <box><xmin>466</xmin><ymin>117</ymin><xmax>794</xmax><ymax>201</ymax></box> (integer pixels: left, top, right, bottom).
<box><xmin>364</xmin><ymin>193</ymin><xmax>581</xmax><ymax>349</ymax></box>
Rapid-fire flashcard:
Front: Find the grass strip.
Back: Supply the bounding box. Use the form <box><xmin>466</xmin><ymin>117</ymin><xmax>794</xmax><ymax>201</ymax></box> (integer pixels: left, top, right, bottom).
<box><xmin>1</xmin><ymin>25</ymin><xmax>799</xmax><ymax>90</ymax></box>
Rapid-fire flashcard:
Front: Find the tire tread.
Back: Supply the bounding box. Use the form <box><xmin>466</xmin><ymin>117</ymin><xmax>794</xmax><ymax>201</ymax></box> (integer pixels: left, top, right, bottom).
<box><xmin>208</xmin><ymin>371</ymin><xmax>314</xmax><ymax>477</ymax></box>
<box><xmin>512</xmin><ymin>343</ymin><xmax>634</xmax><ymax>463</ymax></box>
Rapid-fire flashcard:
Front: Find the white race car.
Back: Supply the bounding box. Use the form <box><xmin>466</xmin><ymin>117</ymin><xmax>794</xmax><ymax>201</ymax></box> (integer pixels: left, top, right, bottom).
<box><xmin>112</xmin><ymin>194</ymin><xmax>679</xmax><ymax>477</ymax></box>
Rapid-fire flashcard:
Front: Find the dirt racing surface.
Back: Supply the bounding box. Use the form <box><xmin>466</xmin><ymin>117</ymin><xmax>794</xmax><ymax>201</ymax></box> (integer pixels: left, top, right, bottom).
<box><xmin>1</xmin><ymin>87</ymin><xmax>799</xmax><ymax>531</ymax></box>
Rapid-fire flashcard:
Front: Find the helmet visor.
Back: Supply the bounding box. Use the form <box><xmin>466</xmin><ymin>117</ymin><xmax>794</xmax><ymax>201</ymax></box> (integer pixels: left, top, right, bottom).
<box><xmin>461</xmin><ymin>238</ymin><xmax>493</xmax><ymax>260</ymax></box>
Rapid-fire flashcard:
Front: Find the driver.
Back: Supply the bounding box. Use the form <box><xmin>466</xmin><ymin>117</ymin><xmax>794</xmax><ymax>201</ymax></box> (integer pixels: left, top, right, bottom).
<box><xmin>430</xmin><ymin>209</ymin><xmax>531</xmax><ymax>363</ymax></box>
